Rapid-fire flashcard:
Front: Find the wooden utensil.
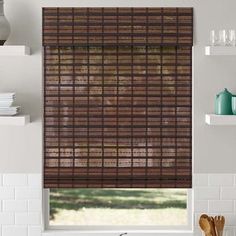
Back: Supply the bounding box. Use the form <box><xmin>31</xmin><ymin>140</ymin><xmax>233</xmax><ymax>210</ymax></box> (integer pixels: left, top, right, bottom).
<box><xmin>208</xmin><ymin>216</ymin><xmax>217</xmax><ymax>236</ymax></box>
<box><xmin>214</xmin><ymin>216</ymin><xmax>225</xmax><ymax>236</ymax></box>
<box><xmin>199</xmin><ymin>214</ymin><xmax>212</xmax><ymax>236</ymax></box>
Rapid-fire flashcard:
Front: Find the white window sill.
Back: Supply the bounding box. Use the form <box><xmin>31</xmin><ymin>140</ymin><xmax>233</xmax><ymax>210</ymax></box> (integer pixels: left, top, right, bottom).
<box><xmin>42</xmin><ymin>230</ymin><xmax>194</xmax><ymax>236</ymax></box>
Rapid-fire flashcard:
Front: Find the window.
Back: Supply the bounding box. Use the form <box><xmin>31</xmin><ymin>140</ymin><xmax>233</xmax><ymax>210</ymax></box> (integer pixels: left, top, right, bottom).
<box><xmin>49</xmin><ymin>188</ymin><xmax>191</xmax><ymax>227</ymax></box>
<box><xmin>43</xmin><ymin>7</ymin><xmax>193</xmax><ymax>229</ymax></box>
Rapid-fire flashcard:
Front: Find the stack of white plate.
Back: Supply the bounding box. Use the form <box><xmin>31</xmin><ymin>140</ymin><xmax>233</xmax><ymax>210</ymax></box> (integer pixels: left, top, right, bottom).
<box><xmin>0</xmin><ymin>93</ymin><xmax>20</xmax><ymax>116</ymax></box>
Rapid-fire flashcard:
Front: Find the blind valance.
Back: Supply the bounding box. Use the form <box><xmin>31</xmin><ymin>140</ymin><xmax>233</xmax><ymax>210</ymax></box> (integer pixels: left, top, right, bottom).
<box><xmin>43</xmin><ymin>8</ymin><xmax>193</xmax><ymax>47</ymax></box>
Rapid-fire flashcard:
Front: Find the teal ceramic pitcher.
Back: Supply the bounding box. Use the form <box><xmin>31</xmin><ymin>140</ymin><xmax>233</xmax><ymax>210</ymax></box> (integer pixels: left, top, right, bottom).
<box><xmin>215</xmin><ymin>88</ymin><xmax>233</xmax><ymax>115</ymax></box>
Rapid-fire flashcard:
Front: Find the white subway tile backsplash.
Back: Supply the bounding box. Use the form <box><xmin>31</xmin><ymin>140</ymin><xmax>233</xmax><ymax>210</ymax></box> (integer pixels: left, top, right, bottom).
<box><xmin>221</xmin><ymin>187</ymin><xmax>236</xmax><ymax>200</ymax></box>
<box><xmin>0</xmin><ymin>188</ymin><xmax>14</xmax><ymax>200</ymax></box>
<box><xmin>194</xmin><ymin>226</ymin><xmax>202</xmax><ymax>236</ymax></box>
<box><xmin>209</xmin><ymin>200</ymin><xmax>234</xmax><ymax>213</ymax></box>
<box><xmin>209</xmin><ymin>174</ymin><xmax>234</xmax><ymax>186</ymax></box>
<box><xmin>221</xmin><ymin>214</ymin><xmax>236</xmax><ymax>226</ymax></box>
<box><xmin>234</xmin><ymin>175</ymin><xmax>236</xmax><ymax>186</ymax></box>
<box><xmin>0</xmin><ymin>213</ymin><xmax>14</xmax><ymax>225</ymax></box>
<box><xmin>2</xmin><ymin>226</ymin><xmax>27</xmax><ymax>236</ymax></box>
<box><xmin>194</xmin><ymin>200</ymin><xmax>208</xmax><ymax>213</ymax></box>
<box><xmin>15</xmin><ymin>213</ymin><xmax>41</xmax><ymax>225</ymax></box>
<box><xmin>221</xmin><ymin>226</ymin><xmax>235</xmax><ymax>236</ymax></box>
<box><xmin>15</xmin><ymin>188</ymin><xmax>41</xmax><ymax>200</ymax></box>
<box><xmin>194</xmin><ymin>173</ymin><xmax>236</xmax><ymax>234</ymax></box>
<box><xmin>194</xmin><ymin>174</ymin><xmax>208</xmax><ymax>187</ymax></box>
<box><xmin>3</xmin><ymin>174</ymin><xmax>27</xmax><ymax>187</ymax></box>
<box><xmin>195</xmin><ymin>187</ymin><xmax>220</xmax><ymax>200</ymax></box>
<box><xmin>28</xmin><ymin>174</ymin><xmax>41</xmax><ymax>187</ymax></box>
<box><xmin>0</xmin><ymin>174</ymin><xmax>3</xmax><ymax>186</ymax></box>
<box><xmin>28</xmin><ymin>200</ymin><xmax>41</xmax><ymax>212</ymax></box>
<box><xmin>3</xmin><ymin>200</ymin><xmax>27</xmax><ymax>212</ymax></box>
<box><xmin>28</xmin><ymin>226</ymin><xmax>41</xmax><ymax>236</ymax></box>
<box><xmin>234</xmin><ymin>200</ymin><xmax>236</xmax><ymax>213</ymax></box>
<box><xmin>0</xmin><ymin>174</ymin><xmax>42</xmax><ymax>236</ymax></box>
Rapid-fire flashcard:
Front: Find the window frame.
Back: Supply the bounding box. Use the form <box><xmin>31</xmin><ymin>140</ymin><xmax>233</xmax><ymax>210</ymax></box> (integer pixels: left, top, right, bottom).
<box><xmin>42</xmin><ymin>188</ymin><xmax>193</xmax><ymax>232</ymax></box>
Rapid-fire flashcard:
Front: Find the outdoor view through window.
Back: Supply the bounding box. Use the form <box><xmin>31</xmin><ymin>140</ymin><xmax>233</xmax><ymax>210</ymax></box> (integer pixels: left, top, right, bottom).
<box><xmin>50</xmin><ymin>189</ymin><xmax>187</xmax><ymax>225</ymax></box>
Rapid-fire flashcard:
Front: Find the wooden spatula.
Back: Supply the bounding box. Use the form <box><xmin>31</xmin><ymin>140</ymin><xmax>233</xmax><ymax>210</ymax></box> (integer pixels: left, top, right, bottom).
<box><xmin>199</xmin><ymin>214</ymin><xmax>212</xmax><ymax>236</ymax></box>
<box><xmin>214</xmin><ymin>215</ymin><xmax>225</xmax><ymax>236</ymax></box>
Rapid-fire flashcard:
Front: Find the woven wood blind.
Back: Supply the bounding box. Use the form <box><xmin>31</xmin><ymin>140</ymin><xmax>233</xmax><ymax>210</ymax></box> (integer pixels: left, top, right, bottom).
<box><xmin>43</xmin><ymin>8</ymin><xmax>193</xmax><ymax>188</ymax></box>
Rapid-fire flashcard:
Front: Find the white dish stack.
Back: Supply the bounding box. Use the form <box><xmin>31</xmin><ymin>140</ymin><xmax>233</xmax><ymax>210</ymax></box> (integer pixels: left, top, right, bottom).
<box><xmin>0</xmin><ymin>93</ymin><xmax>20</xmax><ymax>116</ymax></box>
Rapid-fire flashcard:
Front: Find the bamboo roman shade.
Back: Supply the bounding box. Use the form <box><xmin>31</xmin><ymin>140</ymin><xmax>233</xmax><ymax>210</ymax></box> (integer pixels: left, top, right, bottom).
<box><xmin>43</xmin><ymin>8</ymin><xmax>193</xmax><ymax>188</ymax></box>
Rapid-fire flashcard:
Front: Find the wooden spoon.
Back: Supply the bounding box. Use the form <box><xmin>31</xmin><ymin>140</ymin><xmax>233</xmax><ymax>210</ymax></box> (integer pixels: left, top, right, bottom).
<box><xmin>214</xmin><ymin>216</ymin><xmax>225</xmax><ymax>236</ymax></box>
<box><xmin>199</xmin><ymin>214</ymin><xmax>212</xmax><ymax>236</ymax></box>
<box><xmin>208</xmin><ymin>216</ymin><xmax>217</xmax><ymax>236</ymax></box>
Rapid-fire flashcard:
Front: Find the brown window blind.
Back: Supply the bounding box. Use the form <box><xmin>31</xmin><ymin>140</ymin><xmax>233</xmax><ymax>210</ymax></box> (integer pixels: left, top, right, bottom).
<box><xmin>43</xmin><ymin>8</ymin><xmax>193</xmax><ymax>188</ymax></box>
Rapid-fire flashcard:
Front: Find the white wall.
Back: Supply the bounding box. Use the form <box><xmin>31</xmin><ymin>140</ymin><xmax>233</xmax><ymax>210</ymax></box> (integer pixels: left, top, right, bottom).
<box><xmin>1</xmin><ymin>0</ymin><xmax>236</xmax><ymax>174</ymax></box>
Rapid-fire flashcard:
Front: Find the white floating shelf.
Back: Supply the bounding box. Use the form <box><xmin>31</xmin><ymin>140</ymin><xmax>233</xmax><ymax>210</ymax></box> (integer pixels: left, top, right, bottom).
<box><xmin>205</xmin><ymin>114</ymin><xmax>236</xmax><ymax>125</ymax></box>
<box><xmin>0</xmin><ymin>46</ymin><xmax>30</xmax><ymax>56</ymax></box>
<box><xmin>205</xmin><ymin>46</ymin><xmax>236</xmax><ymax>56</ymax></box>
<box><xmin>0</xmin><ymin>115</ymin><xmax>30</xmax><ymax>126</ymax></box>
